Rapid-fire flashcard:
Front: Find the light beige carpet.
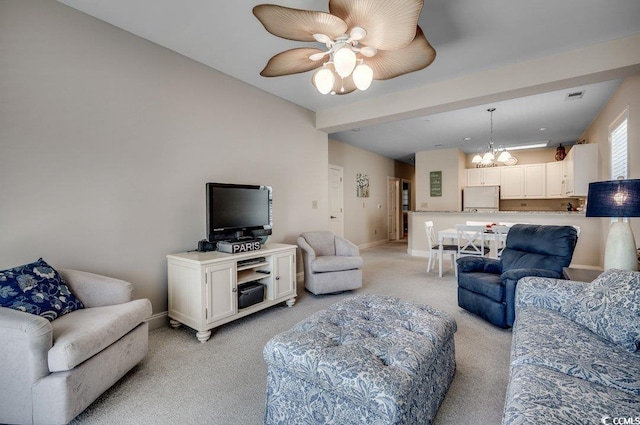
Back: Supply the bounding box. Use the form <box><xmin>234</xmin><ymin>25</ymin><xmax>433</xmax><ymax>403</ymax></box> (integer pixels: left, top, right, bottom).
<box><xmin>71</xmin><ymin>241</ymin><xmax>512</xmax><ymax>424</ymax></box>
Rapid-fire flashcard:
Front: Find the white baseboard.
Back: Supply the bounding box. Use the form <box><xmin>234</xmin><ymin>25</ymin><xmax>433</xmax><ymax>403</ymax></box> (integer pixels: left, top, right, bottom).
<box><xmin>407</xmin><ymin>249</ymin><xmax>429</xmax><ymax>258</ymax></box>
<box><xmin>358</xmin><ymin>239</ymin><xmax>391</xmax><ymax>250</ymax></box>
<box><xmin>145</xmin><ymin>311</ymin><xmax>168</xmax><ymax>331</ymax></box>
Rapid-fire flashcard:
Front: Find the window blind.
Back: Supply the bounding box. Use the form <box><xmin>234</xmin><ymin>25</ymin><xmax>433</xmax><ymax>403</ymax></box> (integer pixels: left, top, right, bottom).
<box><xmin>610</xmin><ymin>109</ymin><xmax>628</xmax><ymax>180</ymax></box>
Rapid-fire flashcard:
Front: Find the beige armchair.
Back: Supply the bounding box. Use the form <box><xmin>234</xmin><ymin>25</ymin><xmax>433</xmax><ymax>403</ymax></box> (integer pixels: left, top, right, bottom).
<box><xmin>0</xmin><ymin>269</ymin><xmax>152</xmax><ymax>425</ymax></box>
<box><xmin>297</xmin><ymin>231</ymin><xmax>363</xmax><ymax>295</ymax></box>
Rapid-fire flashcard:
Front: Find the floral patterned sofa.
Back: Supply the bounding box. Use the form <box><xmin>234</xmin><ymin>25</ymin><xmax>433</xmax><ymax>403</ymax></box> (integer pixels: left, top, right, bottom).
<box><xmin>503</xmin><ymin>269</ymin><xmax>640</xmax><ymax>424</ymax></box>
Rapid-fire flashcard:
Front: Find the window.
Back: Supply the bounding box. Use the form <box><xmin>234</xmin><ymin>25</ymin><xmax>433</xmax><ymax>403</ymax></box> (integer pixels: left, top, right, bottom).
<box><xmin>609</xmin><ymin>107</ymin><xmax>629</xmax><ymax>180</ymax></box>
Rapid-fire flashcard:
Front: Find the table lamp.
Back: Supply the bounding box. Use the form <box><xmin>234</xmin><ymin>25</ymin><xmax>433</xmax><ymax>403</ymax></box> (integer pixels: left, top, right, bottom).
<box><xmin>586</xmin><ymin>178</ymin><xmax>640</xmax><ymax>271</ymax></box>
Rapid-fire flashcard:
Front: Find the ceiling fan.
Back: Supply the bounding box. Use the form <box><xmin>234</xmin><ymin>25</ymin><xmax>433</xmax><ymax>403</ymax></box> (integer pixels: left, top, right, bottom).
<box><xmin>253</xmin><ymin>0</ymin><xmax>436</xmax><ymax>95</ymax></box>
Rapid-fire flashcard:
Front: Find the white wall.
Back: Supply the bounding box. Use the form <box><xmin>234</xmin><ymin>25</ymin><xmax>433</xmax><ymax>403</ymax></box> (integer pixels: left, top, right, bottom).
<box><xmin>328</xmin><ymin>139</ymin><xmax>397</xmax><ymax>247</ymax></box>
<box><xmin>579</xmin><ymin>74</ymin><xmax>640</xmax><ymax>255</ymax></box>
<box><xmin>415</xmin><ymin>148</ymin><xmax>465</xmax><ymax>211</ymax></box>
<box><xmin>0</xmin><ymin>1</ymin><xmax>328</xmax><ymax>317</ymax></box>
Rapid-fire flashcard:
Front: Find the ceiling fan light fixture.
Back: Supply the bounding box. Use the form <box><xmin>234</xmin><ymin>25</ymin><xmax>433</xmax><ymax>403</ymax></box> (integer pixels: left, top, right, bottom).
<box><xmin>352</xmin><ymin>63</ymin><xmax>373</xmax><ymax>90</ymax></box>
<box><xmin>314</xmin><ymin>67</ymin><xmax>335</xmax><ymax>94</ymax></box>
<box><xmin>333</xmin><ymin>46</ymin><xmax>357</xmax><ymax>78</ymax></box>
<box><xmin>359</xmin><ymin>46</ymin><xmax>378</xmax><ymax>57</ymax></box>
<box><xmin>313</xmin><ymin>33</ymin><xmax>333</xmax><ymax>45</ymax></box>
<box><xmin>253</xmin><ymin>1</ymin><xmax>436</xmax><ymax>95</ymax></box>
<box><xmin>349</xmin><ymin>27</ymin><xmax>367</xmax><ymax>41</ymax></box>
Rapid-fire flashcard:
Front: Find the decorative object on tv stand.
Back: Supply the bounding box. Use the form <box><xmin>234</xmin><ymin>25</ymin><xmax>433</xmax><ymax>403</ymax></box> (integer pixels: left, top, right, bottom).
<box><xmin>586</xmin><ymin>178</ymin><xmax>640</xmax><ymax>271</ymax></box>
<box><xmin>253</xmin><ymin>0</ymin><xmax>436</xmax><ymax>95</ymax></box>
<box><xmin>471</xmin><ymin>108</ymin><xmax>514</xmax><ymax>167</ymax></box>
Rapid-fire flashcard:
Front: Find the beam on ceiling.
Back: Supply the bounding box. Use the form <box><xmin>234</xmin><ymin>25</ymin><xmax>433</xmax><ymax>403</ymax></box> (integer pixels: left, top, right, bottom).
<box><xmin>315</xmin><ymin>32</ymin><xmax>640</xmax><ymax>133</ymax></box>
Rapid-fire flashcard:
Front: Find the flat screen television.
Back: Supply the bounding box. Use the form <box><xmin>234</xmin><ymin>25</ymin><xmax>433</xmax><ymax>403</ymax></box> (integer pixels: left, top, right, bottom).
<box><xmin>206</xmin><ymin>182</ymin><xmax>272</xmax><ymax>243</ymax></box>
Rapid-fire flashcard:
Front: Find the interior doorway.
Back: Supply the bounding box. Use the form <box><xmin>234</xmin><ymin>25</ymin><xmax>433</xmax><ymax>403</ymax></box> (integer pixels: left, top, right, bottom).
<box><xmin>328</xmin><ymin>165</ymin><xmax>344</xmax><ymax>238</ymax></box>
<box><xmin>401</xmin><ymin>180</ymin><xmax>412</xmax><ymax>238</ymax></box>
<box><xmin>387</xmin><ymin>177</ymin><xmax>400</xmax><ymax>240</ymax></box>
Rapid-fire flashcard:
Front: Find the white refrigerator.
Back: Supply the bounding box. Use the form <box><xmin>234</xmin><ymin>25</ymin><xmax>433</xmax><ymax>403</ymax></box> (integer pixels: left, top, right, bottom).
<box><xmin>463</xmin><ymin>186</ymin><xmax>500</xmax><ymax>211</ymax></box>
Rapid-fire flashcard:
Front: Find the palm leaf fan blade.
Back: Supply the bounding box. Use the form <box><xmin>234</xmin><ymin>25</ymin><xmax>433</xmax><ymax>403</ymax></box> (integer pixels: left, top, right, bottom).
<box><xmin>367</xmin><ymin>26</ymin><xmax>436</xmax><ymax>80</ymax></box>
<box><xmin>329</xmin><ymin>0</ymin><xmax>423</xmax><ymax>50</ymax></box>
<box><xmin>253</xmin><ymin>4</ymin><xmax>348</xmax><ymax>42</ymax></box>
<box><xmin>261</xmin><ymin>48</ymin><xmax>327</xmax><ymax>77</ymax></box>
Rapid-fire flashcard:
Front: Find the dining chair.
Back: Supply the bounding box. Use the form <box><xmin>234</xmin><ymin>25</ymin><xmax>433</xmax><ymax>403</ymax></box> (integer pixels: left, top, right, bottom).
<box><xmin>424</xmin><ymin>221</ymin><xmax>458</xmax><ymax>277</ymax></box>
<box><xmin>492</xmin><ymin>225</ymin><xmax>510</xmax><ymax>257</ymax></box>
<box><xmin>456</xmin><ymin>225</ymin><xmax>490</xmax><ymax>257</ymax></box>
<box><xmin>572</xmin><ymin>225</ymin><xmax>581</xmax><ymax>237</ymax></box>
<box><xmin>499</xmin><ymin>221</ymin><xmax>529</xmax><ymax>227</ymax></box>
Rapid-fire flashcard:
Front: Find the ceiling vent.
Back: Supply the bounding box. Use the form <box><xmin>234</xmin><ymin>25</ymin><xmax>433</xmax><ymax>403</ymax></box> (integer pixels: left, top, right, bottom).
<box><xmin>565</xmin><ymin>90</ymin><xmax>585</xmax><ymax>100</ymax></box>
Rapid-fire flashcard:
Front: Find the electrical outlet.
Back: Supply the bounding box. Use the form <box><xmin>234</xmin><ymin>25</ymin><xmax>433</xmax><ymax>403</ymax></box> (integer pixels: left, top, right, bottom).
<box><xmin>312</xmin><ymin>200</ymin><xmax>318</xmax><ymax>209</ymax></box>
<box><xmin>421</xmin><ymin>202</ymin><xmax>428</xmax><ymax>208</ymax></box>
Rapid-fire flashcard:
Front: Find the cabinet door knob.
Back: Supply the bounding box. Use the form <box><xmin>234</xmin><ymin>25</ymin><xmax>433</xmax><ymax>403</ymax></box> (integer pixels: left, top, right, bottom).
<box><xmin>276</xmin><ymin>276</ymin><xmax>280</xmax><ymax>280</ymax></box>
<box><xmin>232</xmin><ymin>288</ymin><xmax>237</xmax><ymax>292</ymax></box>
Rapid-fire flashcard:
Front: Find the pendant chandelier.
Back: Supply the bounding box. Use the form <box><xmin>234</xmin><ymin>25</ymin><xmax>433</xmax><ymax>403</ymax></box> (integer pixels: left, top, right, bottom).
<box><xmin>471</xmin><ymin>108</ymin><xmax>513</xmax><ymax>167</ymax></box>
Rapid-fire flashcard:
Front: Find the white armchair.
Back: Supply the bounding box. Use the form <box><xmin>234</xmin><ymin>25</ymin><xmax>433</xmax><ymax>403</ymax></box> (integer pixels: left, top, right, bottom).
<box><xmin>297</xmin><ymin>232</ymin><xmax>363</xmax><ymax>295</ymax></box>
<box><xmin>0</xmin><ymin>269</ymin><xmax>152</xmax><ymax>425</ymax></box>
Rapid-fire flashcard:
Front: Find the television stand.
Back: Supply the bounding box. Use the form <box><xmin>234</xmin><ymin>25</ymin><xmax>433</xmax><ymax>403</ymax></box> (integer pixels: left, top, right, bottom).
<box><xmin>166</xmin><ymin>243</ymin><xmax>296</xmax><ymax>342</ymax></box>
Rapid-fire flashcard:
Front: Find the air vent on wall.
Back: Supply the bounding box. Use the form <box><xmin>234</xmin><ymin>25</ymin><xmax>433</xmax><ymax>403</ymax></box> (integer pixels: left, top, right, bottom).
<box><xmin>565</xmin><ymin>90</ymin><xmax>585</xmax><ymax>100</ymax></box>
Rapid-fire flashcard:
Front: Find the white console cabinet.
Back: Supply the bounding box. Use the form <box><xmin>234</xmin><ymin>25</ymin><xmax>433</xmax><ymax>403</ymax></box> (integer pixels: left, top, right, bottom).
<box><xmin>167</xmin><ymin>243</ymin><xmax>297</xmax><ymax>342</ymax></box>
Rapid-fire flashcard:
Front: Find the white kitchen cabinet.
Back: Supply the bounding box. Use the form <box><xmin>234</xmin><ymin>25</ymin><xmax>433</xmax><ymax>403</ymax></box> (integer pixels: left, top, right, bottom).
<box><xmin>466</xmin><ymin>167</ymin><xmax>501</xmax><ymax>186</ymax></box>
<box><xmin>167</xmin><ymin>243</ymin><xmax>297</xmax><ymax>342</ymax></box>
<box><xmin>500</xmin><ymin>166</ymin><xmax>524</xmax><ymax>199</ymax></box>
<box><xmin>564</xmin><ymin>144</ymin><xmax>599</xmax><ymax>197</ymax></box>
<box><xmin>523</xmin><ymin>163</ymin><xmax>546</xmax><ymax>198</ymax></box>
<box><xmin>546</xmin><ymin>161</ymin><xmax>564</xmax><ymax>198</ymax></box>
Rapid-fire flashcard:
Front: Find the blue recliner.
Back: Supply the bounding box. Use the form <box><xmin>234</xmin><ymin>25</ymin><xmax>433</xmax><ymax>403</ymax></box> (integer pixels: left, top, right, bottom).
<box><xmin>457</xmin><ymin>224</ymin><xmax>578</xmax><ymax>328</ymax></box>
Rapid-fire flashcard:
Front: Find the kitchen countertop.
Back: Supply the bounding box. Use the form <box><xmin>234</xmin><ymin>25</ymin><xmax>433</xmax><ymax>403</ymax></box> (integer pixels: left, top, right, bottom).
<box><xmin>407</xmin><ymin>209</ymin><xmax>600</xmax><ymax>267</ymax></box>
<box><xmin>411</xmin><ymin>210</ymin><xmax>585</xmax><ymax>215</ymax></box>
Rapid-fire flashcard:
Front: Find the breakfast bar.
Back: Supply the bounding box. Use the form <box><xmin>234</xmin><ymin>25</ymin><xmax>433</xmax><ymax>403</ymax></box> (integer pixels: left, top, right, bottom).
<box><xmin>408</xmin><ymin>211</ymin><xmax>603</xmax><ymax>271</ymax></box>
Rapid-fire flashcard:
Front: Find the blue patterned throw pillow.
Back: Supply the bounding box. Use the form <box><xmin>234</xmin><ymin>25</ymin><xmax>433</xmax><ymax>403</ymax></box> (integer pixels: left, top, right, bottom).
<box><xmin>562</xmin><ymin>269</ymin><xmax>640</xmax><ymax>352</ymax></box>
<box><xmin>0</xmin><ymin>258</ymin><xmax>84</xmax><ymax>321</ymax></box>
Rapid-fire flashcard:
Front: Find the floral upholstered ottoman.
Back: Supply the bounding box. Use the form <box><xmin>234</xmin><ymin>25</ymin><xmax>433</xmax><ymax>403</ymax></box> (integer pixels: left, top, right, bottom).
<box><xmin>263</xmin><ymin>294</ymin><xmax>457</xmax><ymax>424</ymax></box>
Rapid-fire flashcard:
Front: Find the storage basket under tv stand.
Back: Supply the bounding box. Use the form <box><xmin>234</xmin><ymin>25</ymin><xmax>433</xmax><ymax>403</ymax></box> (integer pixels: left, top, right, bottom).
<box><xmin>166</xmin><ymin>243</ymin><xmax>296</xmax><ymax>342</ymax></box>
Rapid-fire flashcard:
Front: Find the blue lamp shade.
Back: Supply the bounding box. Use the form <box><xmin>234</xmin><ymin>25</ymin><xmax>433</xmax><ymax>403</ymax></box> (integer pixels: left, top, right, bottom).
<box><xmin>586</xmin><ymin>179</ymin><xmax>640</xmax><ymax>218</ymax></box>
<box><xmin>586</xmin><ymin>179</ymin><xmax>640</xmax><ymax>271</ymax></box>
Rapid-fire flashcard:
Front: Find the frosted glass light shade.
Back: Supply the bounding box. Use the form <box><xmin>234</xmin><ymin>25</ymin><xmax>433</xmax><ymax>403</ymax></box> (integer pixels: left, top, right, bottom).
<box><xmin>314</xmin><ymin>67</ymin><xmax>335</xmax><ymax>94</ymax></box>
<box><xmin>497</xmin><ymin>150</ymin><xmax>512</xmax><ymax>162</ymax></box>
<box><xmin>482</xmin><ymin>152</ymin><xmax>494</xmax><ymax>162</ymax></box>
<box><xmin>333</xmin><ymin>47</ymin><xmax>357</xmax><ymax>78</ymax></box>
<box><xmin>471</xmin><ymin>154</ymin><xmax>482</xmax><ymax>164</ymax></box>
<box><xmin>352</xmin><ymin>63</ymin><xmax>373</xmax><ymax>90</ymax></box>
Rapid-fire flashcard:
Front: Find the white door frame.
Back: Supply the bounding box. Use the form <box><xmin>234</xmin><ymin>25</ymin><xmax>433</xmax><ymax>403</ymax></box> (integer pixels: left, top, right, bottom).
<box><xmin>387</xmin><ymin>177</ymin><xmax>400</xmax><ymax>240</ymax></box>
<box><xmin>328</xmin><ymin>164</ymin><xmax>344</xmax><ymax>238</ymax></box>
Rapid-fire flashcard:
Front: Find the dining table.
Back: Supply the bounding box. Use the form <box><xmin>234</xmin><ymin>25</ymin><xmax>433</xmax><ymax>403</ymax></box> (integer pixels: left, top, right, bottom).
<box><xmin>437</xmin><ymin>227</ymin><xmax>508</xmax><ymax>277</ymax></box>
